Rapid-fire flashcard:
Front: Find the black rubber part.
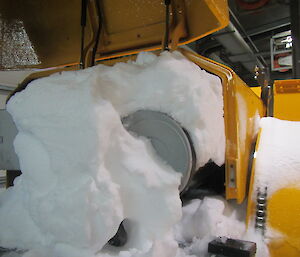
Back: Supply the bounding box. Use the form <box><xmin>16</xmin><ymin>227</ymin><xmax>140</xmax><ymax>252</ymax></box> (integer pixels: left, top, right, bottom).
<box><xmin>108</xmin><ymin>221</ymin><xmax>127</xmax><ymax>247</ymax></box>
<box><xmin>208</xmin><ymin>237</ymin><xmax>257</xmax><ymax>257</ymax></box>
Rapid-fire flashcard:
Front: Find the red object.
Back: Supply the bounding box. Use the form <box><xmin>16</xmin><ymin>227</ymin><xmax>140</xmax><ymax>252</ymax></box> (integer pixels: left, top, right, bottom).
<box><xmin>274</xmin><ymin>53</ymin><xmax>291</xmax><ymax>72</ymax></box>
<box><xmin>236</xmin><ymin>0</ymin><xmax>270</xmax><ymax>10</ymax></box>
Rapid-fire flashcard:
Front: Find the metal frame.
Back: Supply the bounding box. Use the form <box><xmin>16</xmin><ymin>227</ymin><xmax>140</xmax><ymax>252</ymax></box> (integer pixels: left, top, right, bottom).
<box><xmin>270</xmin><ymin>30</ymin><xmax>292</xmax><ymax>72</ymax></box>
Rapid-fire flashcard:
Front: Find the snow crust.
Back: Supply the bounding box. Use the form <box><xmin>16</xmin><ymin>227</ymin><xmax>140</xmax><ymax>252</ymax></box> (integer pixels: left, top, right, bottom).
<box><xmin>254</xmin><ymin>117</ymin><xmax>300</xmax><ymax>196</ymax></box>
<box><xmin>0</xmin><ymin>51</ymin><xmax>225</xmax><ymax>257</ymax></box>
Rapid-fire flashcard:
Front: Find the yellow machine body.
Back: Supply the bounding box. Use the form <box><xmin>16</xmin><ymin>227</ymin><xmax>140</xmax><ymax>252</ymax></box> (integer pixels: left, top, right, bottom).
<box><xmin>267</xmin><ymin>188</ymin><xmax>300</xmax><ymax>257</ymax></box>
<box><xmin>251</xmin><ymin>86</ymin><xmax>261</xmax><ymax>98</ymax></box>
<box><xmin>251</xmin><ymin>79</ymin><xmax>300</xmax><ymax>121</ymax></box>
<box><xmin>0</xmin><ymin>0</ymin><xmax>228</xmax><ymax>69</ymax></box>
<box><xmin>2</xmin><ymin>1</ymin><xmax>299</xmax><ymax>256</ymax></box>
<box><xmin>273</xmin><ymin>79</ymin><xmax>300</xmax><ymax>121</ymax></box>
<box><xmin>246</xmin><ymin>80</ymin><xmax>300</xmax><ymax>257</ymax></box>
<box><xmin>247</xmin><ymin>129</ymin><xmax>300</xmax><ymax>257</ymax></box>
<box><xmin>182</xmin><ymin>49</ymin><xmax>265</xmax><ymax>203</ymax></box>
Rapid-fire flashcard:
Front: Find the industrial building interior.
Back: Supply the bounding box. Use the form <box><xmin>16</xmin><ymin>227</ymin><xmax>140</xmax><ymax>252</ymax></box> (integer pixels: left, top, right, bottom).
<box><xmin>0</xmin><ymin>0</ymin><xmax>295</xmax><ymax>87</ymax></box>
<box><xmin>190</xmin><ymin>0</ymin><xmax>292</xmax><ymax>86</ymax></box>
<box><xmin>0</xmin><ymin>0</ymin><xmax>300</xmax><ymax>257</ymax></box>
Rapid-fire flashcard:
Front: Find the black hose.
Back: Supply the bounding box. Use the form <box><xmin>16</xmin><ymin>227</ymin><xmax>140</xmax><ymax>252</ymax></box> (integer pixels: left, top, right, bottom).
<box><xmin>80</xmin><ymin>0</ymin><xmax>88</xmax><ymax>69</ymax></box>
<box><xmin>91</xmin><ymin>0</ymin><xmax>102</xmax><ymax>66</ymax></box>
<box><xmin>163</xmin><ymin>0</ymin><xmax>171</xmax><ymax>51</ymax></box>
<box><xmin>81</xmin><ymin>0</ymin><xmax>88</xmax><ymax>27</ymax></box>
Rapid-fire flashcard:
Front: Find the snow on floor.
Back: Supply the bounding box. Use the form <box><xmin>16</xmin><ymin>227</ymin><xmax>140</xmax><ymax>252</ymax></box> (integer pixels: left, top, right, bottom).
<box><xmin>0</xmin><ymin>51</ymin><xmax>225</xmax><ymax>257</ymax></box>
<box><xmin>253</xmin><ymin>117</ymin><xmax>300</xmax><ymax>196</ymax></box>
<box><xmin>174</xmin><ymin>197</ymin><xmax>269</xmax><ymax>257</ymax></box>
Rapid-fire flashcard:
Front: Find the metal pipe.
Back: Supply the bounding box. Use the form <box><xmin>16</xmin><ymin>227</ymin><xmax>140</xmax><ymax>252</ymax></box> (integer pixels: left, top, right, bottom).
<box><xmin>80</xmin><ymin>0</ymin><xmax>88</xmax><ymax>69</ymax></box>
<box><xmin>214</xmin><ymin>22</ymin><xmax>264</xmax><ymax>72</ymax></box>
<box><xmin>229</xmin><ymin>8</ymin><xmax>267</xmax><ymax>68</ymax></box>
<box><xmin>91</xmin><ymin>0</ymin><xmax>102</xmax><ymax>67</ymax></box>
<box><xmin>247</xmin><ymin>18</ymin><xmax>290</xmax><ymax>37</ymax></box>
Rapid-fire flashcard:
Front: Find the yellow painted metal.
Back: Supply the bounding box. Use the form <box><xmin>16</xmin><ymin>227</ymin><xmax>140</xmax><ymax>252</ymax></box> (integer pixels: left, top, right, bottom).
<box><xmin>92</xmin><ymin>0</ymin><xmax>229</xmax><ymax>61</ymax></box>
<box><xmin>245</xmin><ymin>128</ymin><xmax>261</xmax><ymax>227</ymax></box>
<box><xmin>0</xmin><ymin>0</ymin><xmax>228</xmax><ymax>70</ymax></box>
<box><xmin>246</xmin><ymin>129</ymin><xmax>300</xmax><ymax>257</ymax></box>
<box><xmin>268</xmin><ymin>239</ymin><xmax>300</xmax><ymax>257</ymax></box>
<box><xmin>273</xmin><ymin>79</ymin><xmax>300</xmax><ymax>121</ymax></box>
<box><xmin>250</xmin><ymin>86</ymin><xmax>261</xmax><ymax>98</ymax></box>
<box><xmin>0</xmin><ymin>0</ymin><xmax>85</xmax><ymax>70</ymax></box>
<box><xmin>247</xmin><ymin>186</ymin><xmax>300</xmax><ymax>257</ymax></box>
<box><xmin>267</xmin><ymin>188</ymin><xmax>300</xmax><ymax>257</ymax></box>
<box><xmin>181</xmin><ymin>48</ymin><xmax>265</xmax><ymax>203</ymax></box>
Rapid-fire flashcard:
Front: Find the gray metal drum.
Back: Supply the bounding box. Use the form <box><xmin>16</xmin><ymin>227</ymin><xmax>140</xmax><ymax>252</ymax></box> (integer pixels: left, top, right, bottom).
<box><xmin>122</xmin><ymin>110</ymin><xmax>195</xmax><ymax>192</ymax></box>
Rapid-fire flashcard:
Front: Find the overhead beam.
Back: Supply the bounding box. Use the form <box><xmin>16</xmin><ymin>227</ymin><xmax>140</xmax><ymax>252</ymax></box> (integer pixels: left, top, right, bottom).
<box><xmin>247</xmin><ymin>18</ymin><xmax>290</xmax><ymax>37</ymax></box>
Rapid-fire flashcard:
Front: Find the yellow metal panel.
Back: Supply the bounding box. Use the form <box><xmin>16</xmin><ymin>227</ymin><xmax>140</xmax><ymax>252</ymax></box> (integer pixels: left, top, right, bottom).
<box><xmin>246</xmin><ymin>130</ymin><xmax>300</xmax><ymax>257</ymax></box>
<box><xmin>96</xmin><ymin>0</ymin><xmax>229</xmax><ymax>60</ymax></box>
<box><xmin>273</xmin><ymin>80</ymin><xmax>300</xmax><ymax>121</ymax></box>
<box><xmin>268</xmin><ymin>240</ymin><xmax>300</xmax><ymax>257</ymax></box>
<box><xmin>179</xmin><ymin>0</ymin><xmax>229</xmax><ymax>44</ymax></box>
<box><xmin>268</xmin><ymin>187</ymin><xmax>300</xmax><ymax>256</ymax></box>
<box><xmin>181</xmin><ymin>48</ymin><xmax>265</xmax><ymax>203</ymax></box>
<box><xmin>247</xmin><ymin>187</ymin><xmax>300</xmax><ymax>257</ymax></box>
<box><xmin>0</xmin><ymin>0</ymin><xmax>84</xmax><ymax>69</ymax></box>
<box><xmin>0</xmin><ymin>0</ymin><xmax>228</xmax><ymax>69</ymax></box>
<box><xmin>246</xmin><ymin>129</ymin><xmax>262</xmax><ymax>227</ymax></box>
<box><xmin>250</xmin><ymin>86</ymin><xmax>261</xmax><ymax>98</ymax></box>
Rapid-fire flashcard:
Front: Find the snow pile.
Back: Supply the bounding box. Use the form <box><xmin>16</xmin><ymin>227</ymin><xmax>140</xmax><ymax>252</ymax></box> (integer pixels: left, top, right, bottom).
<box><xmin>0</xmin><ymin>51</ymin><xmax>225</xmax><ymax>257</ymax></box>
<box><xmin>174</xmin><ymin>197</ymin><xmax>269</xmax><ymax>257</ymax></box>
<box><xmin>254</xmin><ymin>117</ymin><xmax>300</xmax><ymax>196</ymax></box>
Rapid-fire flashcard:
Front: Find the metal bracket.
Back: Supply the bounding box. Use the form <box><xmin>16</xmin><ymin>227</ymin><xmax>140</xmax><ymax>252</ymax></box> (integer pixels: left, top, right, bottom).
<box><xmin>227</xmin><ymin>160</ymin><xmax>236</xmax><ymax>189</ymax></box>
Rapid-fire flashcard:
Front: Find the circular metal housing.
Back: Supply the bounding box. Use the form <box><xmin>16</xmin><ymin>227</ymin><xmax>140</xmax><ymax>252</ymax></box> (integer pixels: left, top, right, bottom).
<box><xmin>122</xmin><ymin>110</ymin><xmax>195</xmax><ymax>192</ymax></box>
